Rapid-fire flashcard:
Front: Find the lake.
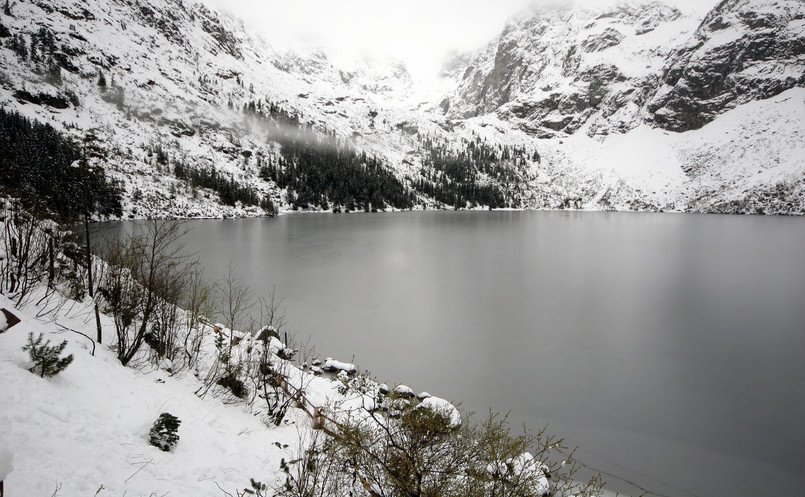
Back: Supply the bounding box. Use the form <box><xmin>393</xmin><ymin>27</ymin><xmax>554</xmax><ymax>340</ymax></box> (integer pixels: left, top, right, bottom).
<box><xmin>99</xmin><ymin>211</ymin><xmax>805</xmax><ymax>497</ymax></box>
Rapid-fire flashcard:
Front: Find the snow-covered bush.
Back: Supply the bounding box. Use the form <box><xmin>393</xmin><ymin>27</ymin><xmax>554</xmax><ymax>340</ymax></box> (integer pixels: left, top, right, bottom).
<box><xmin>149</xmin><ymin>413</ymin><xmax>181</xmax><ymax>452</ymax></box>
<box><xmin>22</xmin><ymin>332</ymin><xmax>74</xmax><ymax>378</ymax></box>
<box><xmin>293</xmin><ymin>403</ymin><xmax>602</xmax><ymax>497</ymax></box>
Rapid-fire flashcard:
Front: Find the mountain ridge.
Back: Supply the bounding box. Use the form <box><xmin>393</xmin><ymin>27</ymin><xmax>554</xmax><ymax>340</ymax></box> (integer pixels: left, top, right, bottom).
<box><xmin>0</xmin><ymin>0</ymin><xmax>802</xmax><ymax>217</ymax></box>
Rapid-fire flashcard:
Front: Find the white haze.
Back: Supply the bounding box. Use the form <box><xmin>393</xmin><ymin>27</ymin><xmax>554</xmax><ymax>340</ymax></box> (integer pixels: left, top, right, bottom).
<box><xmin>201</xmin><ymin>0</ymin><xmax>719</xmax><ymax>86</ymax></box>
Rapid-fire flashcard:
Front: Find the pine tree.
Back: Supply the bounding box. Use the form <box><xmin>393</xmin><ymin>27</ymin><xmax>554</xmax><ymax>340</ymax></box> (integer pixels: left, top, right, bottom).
<box><xmin>149</xmin><ymin>413</ymin><xmax>181</xmax><ymax>452</ymax></box>
<box><xmin>22</xmin><ymin>332</ymin><xmax>74</xmax><ymax>378</ymax></box>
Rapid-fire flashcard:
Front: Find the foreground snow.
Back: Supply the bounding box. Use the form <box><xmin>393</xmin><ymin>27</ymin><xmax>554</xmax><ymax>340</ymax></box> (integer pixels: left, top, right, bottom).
<box><xmin>0</xmin><ymin>290</ymin><xmax>335</xmax><ymax>496</ymax></box>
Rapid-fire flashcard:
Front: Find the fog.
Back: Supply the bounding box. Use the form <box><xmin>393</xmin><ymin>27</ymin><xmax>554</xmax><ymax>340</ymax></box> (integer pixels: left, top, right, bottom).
<box><xmin>201</xmin><ymin>0</ymin><xmax>718</xmax><ymax>83</ymax></box>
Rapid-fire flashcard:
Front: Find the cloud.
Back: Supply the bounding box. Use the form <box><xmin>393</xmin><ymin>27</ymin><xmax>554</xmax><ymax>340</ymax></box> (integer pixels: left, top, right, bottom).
<box><xmin>201</xmin><ymin>0</ymin><xmax>531</xmax><ymax>80</ymax></box>
<box><xmin>200</xmin><ymin>0</ymin><xmax>716</xmax><ymax>82</ymax></box>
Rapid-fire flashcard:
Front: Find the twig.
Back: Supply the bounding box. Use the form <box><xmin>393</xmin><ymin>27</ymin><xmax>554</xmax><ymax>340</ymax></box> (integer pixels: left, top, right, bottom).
<box><xmin>125</xmin><ymin>459</ymin><xmax>153</xmax><ymax>483</ymax></box>
<box><xmin>53</xmin><ymin>322</ymin><xmax>96</xmax><ymax>356</ymax></box>
<box><xmin>214</xmin><ymin>482</ymin><xmax>235</xmax><ymax>497</ymax></box>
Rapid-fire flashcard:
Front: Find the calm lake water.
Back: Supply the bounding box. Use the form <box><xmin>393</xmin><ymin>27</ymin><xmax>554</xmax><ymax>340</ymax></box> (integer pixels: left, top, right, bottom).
<box><xmin>100</xmin><ymin>211</ymin><xmax>805</xmax><ymax>497</ymax></box>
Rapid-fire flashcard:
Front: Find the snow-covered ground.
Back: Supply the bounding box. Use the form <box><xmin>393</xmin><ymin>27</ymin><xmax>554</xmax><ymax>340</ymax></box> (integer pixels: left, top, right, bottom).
<box><xmin>0</xmin><ymin>291</ymin><xmax>303</xmax><ymax>496</ymax></box>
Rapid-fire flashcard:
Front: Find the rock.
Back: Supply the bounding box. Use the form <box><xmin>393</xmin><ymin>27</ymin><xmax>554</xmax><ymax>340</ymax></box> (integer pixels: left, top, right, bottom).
<box><xmin>580</xmin><ymin>28</ymin><xmax>624</xmax><ymax>52</ymax></box>
<box><xmin>255</xmin><ymin>326</ymin><xmax>279</xmax><ymax>343</ymax></box>
<box><xmin>0</xmin><ymin>309</ymin><xmax>20</xmax><ymax>332</ymax></box>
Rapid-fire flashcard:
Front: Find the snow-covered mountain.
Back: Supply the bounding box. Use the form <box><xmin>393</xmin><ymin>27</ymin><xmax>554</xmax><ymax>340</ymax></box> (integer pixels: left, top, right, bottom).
<box><xmin>436</xmin><ymin>0</ymin><xmax>805</xmax><ymax>213</ymax></box>
<box><xmin>440</xmin><ymin>0</ymin><xmax>804</xmax><ymax>137</ymax></box>
<box><xmin>0</xmin><ymin>0</ymin><xmax>803</xmax><ymax>217</ymax></box>
<box><xmin>648</xmin><ymin>0</ymin><xmax>805</xmax><ymax>131</ymax></box>
<box><xmin>441</xmin><ymin>1</ymin><xmax>693</xmax><ymax>137</ymax></box>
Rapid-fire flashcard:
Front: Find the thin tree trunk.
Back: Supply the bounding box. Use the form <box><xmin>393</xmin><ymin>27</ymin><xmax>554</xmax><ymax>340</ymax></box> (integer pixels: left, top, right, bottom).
<box><xmin>85</xmin><ymin>215</ymin><xmax>103</xmax><ymax>344</ymax></box>
<box><xmin>84</xmin><ymin>215</ymin><xmax>93</xmax><ymax>298</ymax></box>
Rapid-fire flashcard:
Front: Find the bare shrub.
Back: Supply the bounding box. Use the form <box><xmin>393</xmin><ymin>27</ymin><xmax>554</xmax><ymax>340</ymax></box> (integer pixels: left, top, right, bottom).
<box><xmin>181</xmin><ymin>262</ymin><xmax>214</xmax><ymax>369</ymax></box>
<box><xmin>98</xmin><ymin>220</ymin><xmax>190</xmax><ymax>366</ymax></box>
<box><xmin>0</xmin><ymin>203</ymin><xmax>55</xmax><ymax>305</ymax></box>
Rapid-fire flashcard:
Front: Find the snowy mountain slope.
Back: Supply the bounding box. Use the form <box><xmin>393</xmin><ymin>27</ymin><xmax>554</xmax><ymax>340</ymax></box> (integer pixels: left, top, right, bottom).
<box><xmin>0</xmin><ymin>0</ymin><xmax>802</xmax><ymax>216</ymax></box>
<box><xmin>0</xmin><ymin>291</ymin><xmax>303</xmax><ymax>496</ymax></box>
<box><xmin>440</xmin><ymin>0</ymin><xmax>804</xmax><ymax>139</ymax></box>
<box><xmin>430</xmin><ymin>0</ymin><xmax>804</xmax><ymax>213</ymax></box>
<box><xmin>0</xmin><ymin>0</ymin><xmax>441</xmax><ymax>217</ymax></box>
<box><xmin>535</xmin><ymin>86</ymin><xmax>805</xmax><ymax>213</ymax></box>
<box><xmin>440</xmin><ymin>1</ymin><xmax>701</xmax><ymax>137</ymax></box>
<box><xmin>647</xmin><ymin>0</ymin><xmax>805</xmax><ymax>131</ymax></box>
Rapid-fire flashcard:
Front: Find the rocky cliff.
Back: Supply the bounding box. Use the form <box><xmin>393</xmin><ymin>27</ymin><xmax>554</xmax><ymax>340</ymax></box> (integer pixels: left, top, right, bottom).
<box><xmin>647</xmin><ymin>0</ymin><xmax>805</xmax><ymax>131</ymax></box>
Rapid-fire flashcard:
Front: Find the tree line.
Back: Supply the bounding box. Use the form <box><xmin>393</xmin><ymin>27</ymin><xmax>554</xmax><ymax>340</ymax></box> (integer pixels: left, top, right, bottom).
<box><xmin>414</xmin><ymin>134</ymin><xmax>537</xmax><ymax>210</ymax></box>
<box><xmin>245</xmin><ymin>100</ymin><xmax>416</xmax><ymax>212</ymax></box>
<box><xmin>0</xmin><ymin>107</ymin><xmax>122</xmax><ymax>221</ymax></box>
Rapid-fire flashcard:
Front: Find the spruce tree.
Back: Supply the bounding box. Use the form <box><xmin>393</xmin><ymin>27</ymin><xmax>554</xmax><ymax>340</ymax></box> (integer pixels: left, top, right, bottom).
<box><xmin>149</xmin><ymin>413</ymin><xmax>181</xmax><ymax>452</ymax></box>
<box><xmin>22</xmin><ymin>332</ymin><xmax>74</xmax><ymax>378</ymax></box>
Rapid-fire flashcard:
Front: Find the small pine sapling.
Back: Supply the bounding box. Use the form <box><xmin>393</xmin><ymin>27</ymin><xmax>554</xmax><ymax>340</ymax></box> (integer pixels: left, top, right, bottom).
<box><xmin>149</xmin><ymin>413</ymin><xmax>181</xmax><ymax>452</ymax></box>
<box><xmin>22</xmin><ymin>332</ymin><xmax>74</xmax><ymax>378</ymax></box>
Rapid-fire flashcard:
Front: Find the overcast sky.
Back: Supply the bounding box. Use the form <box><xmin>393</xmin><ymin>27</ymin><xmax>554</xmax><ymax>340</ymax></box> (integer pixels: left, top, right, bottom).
<box><xmin>201</xmin><ymin>0</ymin><xmax>716</xmax><ymax>82</ymax></box>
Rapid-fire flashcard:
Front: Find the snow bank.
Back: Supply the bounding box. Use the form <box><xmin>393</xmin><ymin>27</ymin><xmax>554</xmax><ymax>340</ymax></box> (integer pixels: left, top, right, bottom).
<box><xmin>416</xmin><ymin>396</ymin><xmax>461</xmax><ymax>428</ymax></box>
<box><xmin>0</xmin><ymin>311</ymin><xmax>7</xmax><ymax>332</ymax></box>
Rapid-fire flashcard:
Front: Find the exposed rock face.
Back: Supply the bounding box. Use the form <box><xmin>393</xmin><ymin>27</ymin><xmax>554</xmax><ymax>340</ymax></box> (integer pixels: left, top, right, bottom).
<box><xmin>444</xmin><ymin>0</ymin><xmax>804</xmax><ymax>137</ymax></box>
<box><xmin>445</xmin><ymin>2</ymin><xmax>685</xmax><ymax>137</ymax></box>
<box><xmin>647</xmin><ymin>0</ymin><xmax>805</xmax><ymax>131</ymax></box>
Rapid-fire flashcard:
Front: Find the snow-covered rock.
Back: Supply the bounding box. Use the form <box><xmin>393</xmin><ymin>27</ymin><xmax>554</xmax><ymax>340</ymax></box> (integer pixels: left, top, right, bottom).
<box><xmin>322</xmin><ymin>358</ymin><xmax>357</xmax><ymax>374</ymax></box>
<box><xmin>394</xmin><ymin>384</ymin><xmax>415</xmax><ymax>397</ymax></box>
<box><xmin>415</xmin><ymin>396</ymin><xmax>461</xmax><ymax>428</ymax></box>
